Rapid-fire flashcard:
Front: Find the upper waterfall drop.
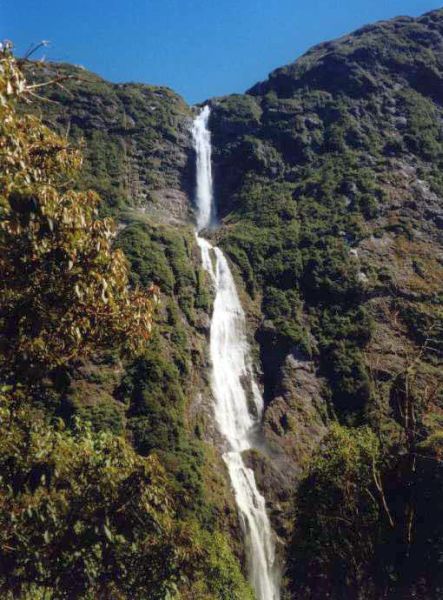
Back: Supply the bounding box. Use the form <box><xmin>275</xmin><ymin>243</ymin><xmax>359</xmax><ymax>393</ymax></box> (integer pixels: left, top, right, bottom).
<box><xmin>192</xmin><ymin>106</ymin><xmax>280</xmax><ymax>600</ymax></box>
<box><xmin>191</xmin><ymin>105</ymin><xmax>214</xmax><ymax>231</ymax></box>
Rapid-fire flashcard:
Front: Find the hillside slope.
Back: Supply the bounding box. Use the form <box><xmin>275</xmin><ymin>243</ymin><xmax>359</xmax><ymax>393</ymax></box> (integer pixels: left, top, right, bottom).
<box><xmin>206</xmin><ymin>11</ymin><xmax>443</xmax><ymax>595</ymax></box>
<box><xmin>209</xmin><ymin>6</ymin><xmax>442</xmax><ymax>468</ymax></box>
<box><xmin>22</xmin><ymin>60</ymin><xmax>247</xmax><ymax>570</ymax></box>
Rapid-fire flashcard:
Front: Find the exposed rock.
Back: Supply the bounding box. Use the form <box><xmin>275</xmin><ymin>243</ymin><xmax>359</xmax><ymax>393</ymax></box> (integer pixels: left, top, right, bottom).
<box><xmin>264</xmin><ymin>352</ymin><xmax>327</xmax><ymax>474</ymax></box>
<box><xmin>243</xmin><ymin>448</ymin><xmax>292</xmax><ymax>542</ymax></box>
<box><xmin>146</xmin><ymin>188</ymin><xmax>192</xmax><ymax>224</ymax></box>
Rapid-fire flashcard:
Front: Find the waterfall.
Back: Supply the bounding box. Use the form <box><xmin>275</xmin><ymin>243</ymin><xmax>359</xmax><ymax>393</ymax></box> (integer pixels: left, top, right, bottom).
<box><xmin>192</xmin><ymin>106</ymin><xmax>280</xmax><ymax>600</ymax></box>
<box><xmin>192</xmin><ymin>105</ymin><xmax>215</xmax><ymax>231</ymax></box>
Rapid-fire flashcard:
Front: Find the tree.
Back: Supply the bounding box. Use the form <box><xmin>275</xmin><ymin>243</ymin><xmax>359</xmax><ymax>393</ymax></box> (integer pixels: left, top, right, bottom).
<box><xmin>0</xmin><ymin>393</ymin><xmax>188</xmax><ymax>599</ymax></box>
<box><xmin>288</xmin><ymin>329</ymin><xmax>443</xmax><ymax>599</ymax></box>
<box><xmin>0</xmin><ymin>392</ymin><xmax>254</xmax><ymax>600</ymax></box>
<box><xmin>287</xmin><ymin>424</ymin><xmax>385</xmax><ymax>599</ymax></box>
<box><xmin>0</xmin><ymin>44</ymin><xmax>157</xmax><ymax>384</ymax></box>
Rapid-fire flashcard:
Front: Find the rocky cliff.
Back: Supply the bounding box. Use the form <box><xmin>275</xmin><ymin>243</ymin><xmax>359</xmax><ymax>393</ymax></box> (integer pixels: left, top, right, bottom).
<box><xmin>24</xmin><ymin>61</ymin><xmax>195</xmax><ymax>223</ymax></box>
<box><xmin>208</xmin><ymin>6</ymin><xmax>443</xmax><ymax>477</ymax></box>
<box><xmin>23</xmin><ymin>60</ymin><xmax>246</xmax><ymax>560</ymax></box>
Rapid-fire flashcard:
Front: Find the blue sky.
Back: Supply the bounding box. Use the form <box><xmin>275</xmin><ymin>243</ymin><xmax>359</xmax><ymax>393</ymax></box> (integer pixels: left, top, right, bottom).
<box><xmin>1</xmin><ymin>0</ymin><xmax>442</xmax><ymax>104</ymax></box>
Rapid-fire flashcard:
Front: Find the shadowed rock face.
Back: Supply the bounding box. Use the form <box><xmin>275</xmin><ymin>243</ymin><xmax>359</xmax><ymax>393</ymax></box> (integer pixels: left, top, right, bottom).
<box><xmin>263</xmin><ymin>352</ymin><xmax>327</xmax><ymax>466</ymax></box>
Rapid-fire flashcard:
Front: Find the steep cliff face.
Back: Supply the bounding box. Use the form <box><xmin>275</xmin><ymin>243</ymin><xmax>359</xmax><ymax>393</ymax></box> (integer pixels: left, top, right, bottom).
<box><xmin>24</xmin><ymin>61</ymin><xmax>195</xmax><ymax>224</ymax></box>
<box><xmin>208</xmin><ymin>8</ymin><xmax>442</xmax><ymax>489</ymax></box>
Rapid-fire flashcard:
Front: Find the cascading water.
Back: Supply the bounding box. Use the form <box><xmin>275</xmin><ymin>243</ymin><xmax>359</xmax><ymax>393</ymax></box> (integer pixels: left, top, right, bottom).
<box><xmin>192</xmin><ymin>106</ymin><xmax>280</xmax><ymax>600</ymax></box>
<box><xmin>192</xmin><ymin>106</ymin><xmax>215</xmax><ymax>231</ymax></box>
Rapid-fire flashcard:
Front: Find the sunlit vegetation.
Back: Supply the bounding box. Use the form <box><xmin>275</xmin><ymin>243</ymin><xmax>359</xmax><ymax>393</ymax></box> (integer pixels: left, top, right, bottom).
<box><xmin>0</xmin><ymin>47</ymin><xmax>251</xmax><ymax>599</ymax></box>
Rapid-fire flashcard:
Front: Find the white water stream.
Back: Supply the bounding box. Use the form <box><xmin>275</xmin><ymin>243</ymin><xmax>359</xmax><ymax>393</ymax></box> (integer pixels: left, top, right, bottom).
<box><xmin>192</xmin><ymin>106</ymin><xmax>280</xmax><ymax>600</ymax></box>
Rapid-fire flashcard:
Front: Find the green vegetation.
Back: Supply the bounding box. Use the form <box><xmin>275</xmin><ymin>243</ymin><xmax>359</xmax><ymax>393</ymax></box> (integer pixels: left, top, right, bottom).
<box><xmin>287</xmin><ymin>424</ymin><xmax>383</xmax><ymax>598</ymax></box>
<box><xmin>22</xmin><ymin>59</ymin><xmax>192</xmax><ymax>221</ymax></box>
<box><xmin>216</xmin><ymin>152</ymin><xmax>374</xmax><ymax>414</ymax></box>
<box><xmin>116</xmin><ymin>220</ymin><xmax>218</xmax><ymax>526</ymax></box>
<box><xmin>287</xmin><ymin>363</ymin><xmax>443</xmax><ymax>599</ymax></box>
<box><xmin>7</xmin><ymin>7</ymin><xmax>443</xmax><ymax>599</ymax></box>
<box><xmin>0</xmin><ymin>48</ymin><xmax>157</xmax><ymax>383</ymax></box>
<box><xmin>0</xmin><ymin>393</ymin><xmax>253</xmax><ymax>599</ymax></box>
<box><xmin>0</xmin><ymin>397</ymin><xmax>186</xmax><ymax>599</ymax></box>
<box><xmin>0</xmin><ymin>48</ymin><xmax>250</xmax><ymax>599</ymax></box>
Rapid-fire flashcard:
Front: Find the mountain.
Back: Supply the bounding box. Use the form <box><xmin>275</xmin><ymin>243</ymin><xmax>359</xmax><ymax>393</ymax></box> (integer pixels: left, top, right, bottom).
<box><xmin>208</xmin><ymin>4</ymin><xmax>443</xmax><ymax>489</ymax></box>
<box><xmin>23</xmin><ymin>61</ymin><xmax>195</xmax><ymax>223</ymax></box>
<box><xmin>19</xmin><ymin>8</ymin><xmax>443</xmax><ymax>599</ymax></box>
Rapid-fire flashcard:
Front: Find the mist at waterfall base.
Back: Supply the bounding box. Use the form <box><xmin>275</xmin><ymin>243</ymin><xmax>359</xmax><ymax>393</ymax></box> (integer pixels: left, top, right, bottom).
<box><xmin>192</xmin><ymin>106</ymin><xmax>280</xmax><ymax>600</ymax></box>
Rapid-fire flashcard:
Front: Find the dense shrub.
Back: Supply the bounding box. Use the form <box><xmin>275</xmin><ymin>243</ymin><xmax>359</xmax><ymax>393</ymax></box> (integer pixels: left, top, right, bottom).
<box><xmin>287</xmin><ymin>424</ymin><xmax>383</xmax><ymax>599</ymax></box>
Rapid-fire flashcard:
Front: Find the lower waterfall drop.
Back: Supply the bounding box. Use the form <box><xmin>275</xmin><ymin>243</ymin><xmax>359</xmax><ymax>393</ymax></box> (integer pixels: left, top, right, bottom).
<box><xmin>193</xmin><ymin>107</ymin><xmax>280</xmax><ymax>600</ymax></box>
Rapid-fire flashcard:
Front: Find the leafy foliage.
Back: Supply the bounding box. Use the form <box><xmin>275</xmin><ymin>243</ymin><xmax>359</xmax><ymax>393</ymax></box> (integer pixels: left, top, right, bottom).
<box><xmin>0</xmin><ymin>394</ymin><xmax>185</xmax><ymax>599</ymax></box>
<box><xmin>9</xmin><ymin>8</ymin><xmax>443</xmax><ymax>598</ymax></box>
<box><xmin>288</xmin><ymin>365</ymin><xmax>443</xmax><ymax>599</ymax></box>
<box><xmin>0</xmin><ymin>47</ymin><xmax>157</xmax><ymax>382</ymax></box>
<box><xmin>287</xmin><ymin>424</ymin><xmax>383</xmax><ymax>599</ymax></box>
<box><xmin>215</xmin><ymin>156</ymin><xmax>373</xmax><ymax>411</ymax></box>
<box><xmin>209</xmin><ymin>12</ymin><xmax>443</xmax><ymax>598</ymax></box>
<box><xmin>0</xmin><ymin>394</ymin><xmax>253</xmax><ymax>600</ymax></box>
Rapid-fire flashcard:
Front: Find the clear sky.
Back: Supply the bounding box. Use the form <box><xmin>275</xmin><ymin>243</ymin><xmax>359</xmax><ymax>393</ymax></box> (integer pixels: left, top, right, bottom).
<box><xmin>1</xmin><ymin>0</ymin><xmax>442</xmax><ymax>104</ymax></box>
